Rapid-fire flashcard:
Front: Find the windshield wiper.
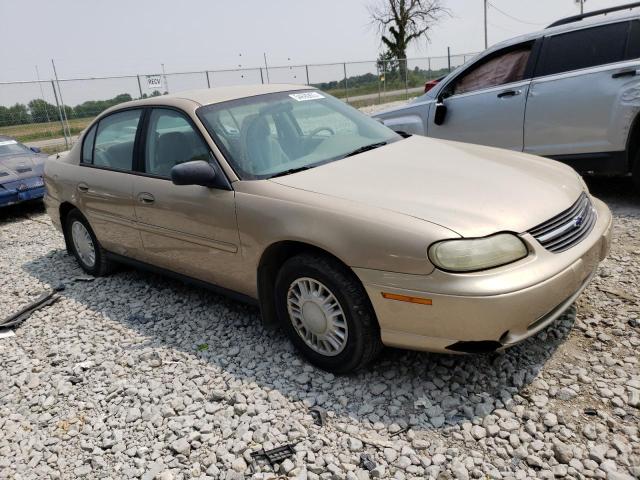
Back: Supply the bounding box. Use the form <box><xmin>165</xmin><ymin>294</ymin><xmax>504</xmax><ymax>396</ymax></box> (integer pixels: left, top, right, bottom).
<box><xmin>269</xmin><ymin>166</ymin><xmax>312</xmax><ymax>178</ymax></box>
<box><xmin>343</xmin><ymin>141</ymin><xmax>388</xmax><ymax>158</ymax></box>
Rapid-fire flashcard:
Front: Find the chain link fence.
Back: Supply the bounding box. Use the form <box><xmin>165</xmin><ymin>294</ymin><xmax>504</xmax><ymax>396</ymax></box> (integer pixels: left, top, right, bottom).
<box><xmin>0</xmin><ymin>52</ymin><xmax>477</xmax><ymax>151</ymax></box>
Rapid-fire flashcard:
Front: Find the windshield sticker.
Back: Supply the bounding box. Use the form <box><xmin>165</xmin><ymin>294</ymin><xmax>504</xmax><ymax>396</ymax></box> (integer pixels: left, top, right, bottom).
<box><xmin>0</xmin><ymin>140</ymin><xmax>18</xmax><ymax>146</ymax></box>
<box><xmin>289</xmin><ymin>92</ymin><xmax>325</xmax><ymax>102</ymax></box>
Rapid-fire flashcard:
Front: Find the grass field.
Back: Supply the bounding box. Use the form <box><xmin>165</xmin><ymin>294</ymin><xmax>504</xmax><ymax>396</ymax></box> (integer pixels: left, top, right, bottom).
<box><xmin>0</xmin><ymin>117</ymin><xmax>93</xmax><ymax>143</ymax></box>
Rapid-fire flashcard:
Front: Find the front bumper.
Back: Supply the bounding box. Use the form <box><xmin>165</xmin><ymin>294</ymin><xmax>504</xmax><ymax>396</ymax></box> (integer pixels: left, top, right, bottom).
<box><xmin>0</xmin><ymin>177</ymin><xmax>45</xmax><ymax>207</ymax></box>
<box><xmin>355</xmin><ymin>196</ymin><xmax>612</xmax><ymax>354</ymax></box>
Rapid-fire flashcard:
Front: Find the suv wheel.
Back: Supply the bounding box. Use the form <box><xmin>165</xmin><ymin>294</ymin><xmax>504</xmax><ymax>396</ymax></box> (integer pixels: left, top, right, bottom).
<box><xmin>633</xmin><ymin>148</ymin><xmax>640</xmax><ymax>193</ymax></box>
<box><xmin>275</xmin><ymin>253</ymin><xmax>382</xmax><ymax>373</ymax></box>
<box><xmin>65</xmin><ymin>209</ymin><xmax>113</xmax><ymax>276</ymax></box>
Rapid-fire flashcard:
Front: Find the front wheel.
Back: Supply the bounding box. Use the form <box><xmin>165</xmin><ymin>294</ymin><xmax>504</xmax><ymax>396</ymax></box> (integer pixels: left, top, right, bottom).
<box><xmin>275</xmin><ymin>253</ymin><xmax>382</xmax><ymax>373</ymax></box>
<box><xmin>633</xmin><ymin>148</ymin><xmax>640</xmax><ymax>193</ymax></box>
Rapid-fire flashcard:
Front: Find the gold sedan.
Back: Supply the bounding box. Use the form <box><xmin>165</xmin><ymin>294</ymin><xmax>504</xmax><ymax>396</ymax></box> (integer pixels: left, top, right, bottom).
<box><xmin>44</xmin><ymin>85</ymin><xmax>611</xmax><ymax>373</ymax></box>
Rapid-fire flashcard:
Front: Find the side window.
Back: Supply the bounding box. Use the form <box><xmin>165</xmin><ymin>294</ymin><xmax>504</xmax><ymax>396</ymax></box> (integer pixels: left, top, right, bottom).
<box><xmin>626</xmin><ymin>20</ymin><xmax>640</xmax><ymax>60</ymax></box>
<box><xmin>451</xmin><ymin>44</ymin><xmax>533</xmax><ymax>95</ymax></box>
<box><xmin>93</xmin><ymin>109</ymin><xmax>142</xmax><ymax>171</ymax></box>
<box><xmin>145</xmin><ymin>109</ymin><xmax>210</xmax><ymax>178</ymax></box>
<box><xmin>536</xmin><ymin>22</ymin><xmax>629</xmax><ymax>77</ymax></box>
<box><xmin>81</xmin><ymin>124</ymin><xmax>97</xmax><ymax>164</ymax></box>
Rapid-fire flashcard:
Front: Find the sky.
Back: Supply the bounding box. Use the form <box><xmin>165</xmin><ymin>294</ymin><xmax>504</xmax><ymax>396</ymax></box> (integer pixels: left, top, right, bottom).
<box><xmin>0</xmin><ymin>0</ymin><xmax>632</xmax><ymax>82</ymax></box>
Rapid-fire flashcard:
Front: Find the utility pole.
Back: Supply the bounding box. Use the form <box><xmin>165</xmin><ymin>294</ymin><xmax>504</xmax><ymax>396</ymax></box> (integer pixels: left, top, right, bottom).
<box><xmin>576</xmin><ymin>0</ymin><xmax>585</xmax><ymax>14</ymax></box>
<box><xmin>484</xmin><ymin>0</ymin><xmax>488</xmax><ymax>49</ymax></box>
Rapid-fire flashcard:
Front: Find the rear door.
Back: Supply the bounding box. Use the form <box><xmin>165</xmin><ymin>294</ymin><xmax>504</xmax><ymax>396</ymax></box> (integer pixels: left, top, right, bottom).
<box><xmin>75</xmin><ymin>109</ymin><xmax>143</xmax><ymax>257</ymax></box>
<box><xmin>524</xmin><ymin>20</ymin><xmax>640</xmax><ymax>161</ymax></box>
<box><xmin>131</xmin><ymin>107</ymin><xmax>240</xmax><ymax>287</ymax></box>
<box><xmin>427</xmin><ymin>41</ymin><xmax>536</xmax><ymax>150</ymax></box>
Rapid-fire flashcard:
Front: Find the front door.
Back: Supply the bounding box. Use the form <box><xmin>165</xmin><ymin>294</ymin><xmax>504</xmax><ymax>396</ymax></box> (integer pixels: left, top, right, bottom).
<box><xmin>427</xmin><ymin>41</ymin><xmax>535</xmax><ymax>151</ymax></box>
<box><xmin>132</xmin><ymin>107</ymin><xmax>240</xmax><ymax>287</ymax></box>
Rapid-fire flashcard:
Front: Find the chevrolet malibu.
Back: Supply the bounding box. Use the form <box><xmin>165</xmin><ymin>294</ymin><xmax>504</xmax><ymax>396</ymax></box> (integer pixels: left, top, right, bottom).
<box><xmin>44</xmin><ymin>85</ymin><xmax>612</xmax><ymax>373</ymax></box>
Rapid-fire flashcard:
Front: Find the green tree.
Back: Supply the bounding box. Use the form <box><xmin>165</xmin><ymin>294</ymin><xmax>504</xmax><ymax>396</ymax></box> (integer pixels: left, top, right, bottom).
<box><xmin>369</xmin><ymin>0</ymin><xmax>447</xmax><ymax>78</ymax></box>
<box><xmin>6</xmin><ymin>103</ymin><xmax>30</xmax><ymax>125</ymax></box>
<box><xmin>28</xmin><ymin>99</ymin><xmax>57</xmax><ymax>123</ymax></box>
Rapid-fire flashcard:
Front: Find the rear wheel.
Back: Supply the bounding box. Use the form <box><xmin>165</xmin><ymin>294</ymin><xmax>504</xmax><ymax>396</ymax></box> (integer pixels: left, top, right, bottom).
<box><xmin>64</xmin><ymin>209</ymin><xmax>113</xmax><ymax>276</ymax></box>
<box><xmin>275</xmin><ymin>253</ymin><xmax>382</xmax><ymax>373</ymax></box>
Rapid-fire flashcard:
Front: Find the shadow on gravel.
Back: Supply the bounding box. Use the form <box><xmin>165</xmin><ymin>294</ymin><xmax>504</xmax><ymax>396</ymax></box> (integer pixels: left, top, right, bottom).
<box><xmin>22</xmin><ymin>245</ymin><xmax>576</xmax><ymax>433</ymax></box>
<box><xmin>0</xmin><ymin>200</ymin><xmax>45</xmax><ymax>224</ymax></box>
<box><xmin>585</xmin><ymin>176</ymin><xmax>639</xmax><ymax>216</ymax></box>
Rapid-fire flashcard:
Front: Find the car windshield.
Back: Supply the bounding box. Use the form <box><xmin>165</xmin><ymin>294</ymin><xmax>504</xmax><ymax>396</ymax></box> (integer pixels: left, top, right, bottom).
<box><xmin>197</xmin><ymin>90</ymin><xmax>401</xmax><ymax>179</ymax></box>
<box><xmin>0</xmin><ymin>139</ymin><xmax>31</xmax><ymax>156</ymax></box>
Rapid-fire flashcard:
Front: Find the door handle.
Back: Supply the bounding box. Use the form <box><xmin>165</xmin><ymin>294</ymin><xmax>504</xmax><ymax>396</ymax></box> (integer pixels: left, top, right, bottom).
<box><xmin>612</xmin><ymin>69</ymin><xmax>638</xmax><ymax>78</ymax></box>
<box><xmin>497</xmin><ymin>89</ymin><xmax>521</xmax><ymax>98</ymax></box>
<box><xmin>77</xmin><ymin>183</ymin><xmax>89</xmax><ymax>193</ymax></box>
<box><xmin>137</xmin><ymin>193</ymin><xmax>155</xmax><ymax>204</ymax></box>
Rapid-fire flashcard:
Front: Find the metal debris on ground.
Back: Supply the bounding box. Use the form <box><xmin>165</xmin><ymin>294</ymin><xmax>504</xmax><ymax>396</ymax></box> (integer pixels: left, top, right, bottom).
<box><xmin>0</xmin><ymin>284</ymin><xmax>65</xmax><ymax>330</ymax></box>
<box><xmin>250</xmin><ymin>444</ymin><xmax>296</xmax><ymax>473</ymax></box>
<box><xmin>360</xmin><ymin>453</ymin><xmax>377</xmax><ymax>471</ymax></box>
<box><xmin>72</xmin><ymin>276</ymin><xmax>95</xmax><ymax>282</ymax></box>
<box><xmin>390</xmin><ymin>426</ymin><xmax>409</xmax><ymax>437</ymax></box>
<box><xmin>309</xmin><ymin>406</ymin><xmax>327</xmax><ymax>426</ymax></box>
<box><xmin>0</xmin><ymin>329</ymin><xmax>15</xmax><ymax>339</ymax></box>
<box><xmin>584</xmin><ymin>407</ymin><xmax>599</xmax><ymax>416</ymax></box>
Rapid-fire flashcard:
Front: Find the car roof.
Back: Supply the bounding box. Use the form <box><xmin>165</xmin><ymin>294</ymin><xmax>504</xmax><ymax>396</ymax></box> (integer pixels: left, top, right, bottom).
<box><xmin>481</xmin><ymin>7</ymin><xmax>640</xmax><ymax>57</ymax></box>
<box><xmin>116</xmin><ymin>84</ymin><xmax>313</xmax><ymax>109</ymax></box>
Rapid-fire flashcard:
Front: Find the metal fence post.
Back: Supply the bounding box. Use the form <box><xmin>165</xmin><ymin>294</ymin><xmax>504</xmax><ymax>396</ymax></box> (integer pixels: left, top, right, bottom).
<box><xmin>205</xmin><ymin>71</ymin><xmax>211</xmax><ymax>88</ymax></box>
<box><xmin>404</xmin><ymin>58</ymin><xmax>409</xmax><ymax>99</ymax></box>
<box><xmin>428</xmin><ymin>57</ymin><xmax>431</xmax><ymax>79</ymax></box>
<box><xmin>343</xmin><ymin>63</ymin><xmax>348</xmax><ymax>102</ymax></box>
<box><xmin>260</xmin><ymin>68</ymin><xmax>264</xmax><ymax>84</ymax></box>
<box><xmin>447</xmin><ymin>47</ymin><xmax>451</xmax><ymax>72</ymax></box>
<box><xmin>305</xmin><ymin>65</ymin><xmax>310</xmax><ymax>85</ymax></box>
<box><xmin>50</xmin><ymin>80</ymin><xmax>69</xmax><ymax>149</ymax></box>
<box><xmin>136</xmin><ymin>75</ymin><xmax>143</xmax><ymax>98</ymax></box>
<box><xmin>377</xmin><ymin>63</ymin><xmax>381</xmax><ymax>105</ymax></box>
<box><xmin>383</xmin><ymin>60</ymin><xmax>387</xmax><ymax>99</ymax></box>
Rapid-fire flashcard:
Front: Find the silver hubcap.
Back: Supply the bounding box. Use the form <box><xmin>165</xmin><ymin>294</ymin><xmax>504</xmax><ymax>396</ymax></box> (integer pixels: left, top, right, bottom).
<box><xmin>71</xmin><ymin>221</ymin><xmax>96</xmax><ymax>268</ymax></box>
<box><xmin>287</xmin><ymin>277</ymin><xmax>348</xmax><ymax>357</ymax></box>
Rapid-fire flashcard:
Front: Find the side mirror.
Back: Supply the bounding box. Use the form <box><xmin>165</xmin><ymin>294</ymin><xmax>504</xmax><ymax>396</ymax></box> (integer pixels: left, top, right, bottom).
<box><xmin>171</xmin><ymin>160</ymin><xmax>218</xmax><ymax>188</ymax></box>
<box><xmin>434</xmin><ymin>96</ymin><xmax>447</xmax><ymax>126</ymax></box>
<box><xmin>30</xmin><ymin>146</ymin><xmax>41</xmax><ymax>153</ymax></box>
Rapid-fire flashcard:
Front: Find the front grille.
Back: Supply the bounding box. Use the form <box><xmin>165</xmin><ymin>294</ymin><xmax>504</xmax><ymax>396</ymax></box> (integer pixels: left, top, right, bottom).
<box><xmin>529</xmin><ymin>193</ymin><xmax>596</xmax><ymax>253</ymax></box>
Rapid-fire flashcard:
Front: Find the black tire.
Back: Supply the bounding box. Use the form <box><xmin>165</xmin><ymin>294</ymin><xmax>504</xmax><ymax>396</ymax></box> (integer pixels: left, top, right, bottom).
<box><xmin>633</xmin><ymin>148</ymin><xmax>640</xmax><ymax>193</ymax></box>
<box><xmin>64</xmin><ymin>209</ymin><xmax>113</xmax><ymax>276</ymax></box>
<box><xmin>275</xmin><ymin>253</ymin><xmax>383</xmax><ymax>373</ymax></box>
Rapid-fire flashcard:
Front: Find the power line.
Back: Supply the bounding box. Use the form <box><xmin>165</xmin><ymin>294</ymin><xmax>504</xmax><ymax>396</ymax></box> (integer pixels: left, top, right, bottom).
<box><xmin>486</xmin><ymin>1</ymin><xmax>548</xmax><ymax>26</ymax></box>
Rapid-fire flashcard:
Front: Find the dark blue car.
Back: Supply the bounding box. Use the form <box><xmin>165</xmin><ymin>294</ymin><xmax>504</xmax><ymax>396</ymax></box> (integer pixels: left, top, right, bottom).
<box><xmin>0</xmin><ymin>135</ymin><xmax>47</xmax><ymax>207</ymax></box>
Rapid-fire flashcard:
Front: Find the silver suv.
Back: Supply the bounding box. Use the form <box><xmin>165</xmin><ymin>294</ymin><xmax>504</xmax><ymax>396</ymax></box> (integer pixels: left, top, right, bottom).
<box><xmin>373</xmin><ymin>3</ymin><xmax>640</xmax><ymax>190</ymax></box>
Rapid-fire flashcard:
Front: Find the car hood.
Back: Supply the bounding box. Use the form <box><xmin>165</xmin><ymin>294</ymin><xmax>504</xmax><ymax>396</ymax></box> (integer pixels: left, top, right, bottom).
<box><xmin>0</xmin><ymin>154</ymin><xmax>45</xmax><ymax>183</ymax></box>
<box><xmin>270</xmin><ymin>136</ymin><xmax>583</xmax><ymax>238</ymax></box>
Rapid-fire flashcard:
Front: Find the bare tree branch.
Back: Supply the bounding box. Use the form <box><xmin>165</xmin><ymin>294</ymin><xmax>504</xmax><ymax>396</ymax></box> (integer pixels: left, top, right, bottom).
<box><xmin>369</xmin><ymin>0</ymin><xmax>449</xmax><ymax>54</ymax></box>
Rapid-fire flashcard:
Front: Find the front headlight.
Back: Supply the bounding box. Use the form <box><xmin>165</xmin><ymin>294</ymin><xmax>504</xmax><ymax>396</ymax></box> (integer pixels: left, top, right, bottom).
<box><xmin>428</xmin><ymin>233</ymin><xmax>528</xmax><ymax>272</ymax></box>
<box><xmin>577</xmin><ymin>172</ymin><xmax>589</xmax><ymax>192</ymax></box>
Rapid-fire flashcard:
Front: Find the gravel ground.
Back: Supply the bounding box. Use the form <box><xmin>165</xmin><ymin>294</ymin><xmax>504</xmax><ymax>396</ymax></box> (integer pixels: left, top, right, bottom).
<box><xmin>0</xmin><ymin>177</ymin><xmax>639</xmax><ymax>480</ymax></box>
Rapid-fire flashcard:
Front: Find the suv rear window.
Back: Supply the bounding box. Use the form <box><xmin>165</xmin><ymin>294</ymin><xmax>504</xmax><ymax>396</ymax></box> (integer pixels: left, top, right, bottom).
<box><xmin>536</xmin><ymin>22</ymin><xmax>629</xmax><ymax>77</ymax></box>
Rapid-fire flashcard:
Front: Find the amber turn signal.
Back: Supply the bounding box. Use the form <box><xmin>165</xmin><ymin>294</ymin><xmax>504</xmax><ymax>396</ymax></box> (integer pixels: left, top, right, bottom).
<box><xmin>381</xmin><ymin>292</ymin><xmax>432</xmax><ymax>305</ymax></box>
